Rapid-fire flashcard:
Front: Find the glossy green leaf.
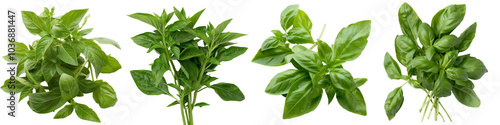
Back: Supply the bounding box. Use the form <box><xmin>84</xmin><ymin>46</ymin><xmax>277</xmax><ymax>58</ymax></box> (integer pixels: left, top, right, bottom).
<box><xmin>431</xmin><ymin>4</ymin><xmax>466</xmax><ymax>36</ymax></box>
<box><xmin>433</xmin><ymin>73</ymin><xmax>452</xmax><ymax>97</ymax></box>
<box><xmin>410</xmin><ymin>56</ymin><xmax>439</xmax><ymax>73</ymax></box>
<box><xmin>418</xmin><ymin>23</ymin><xmax>435</xmax><ymax>48</ymax></box>
<box><xmin>179</xmin><ymin>47</ymin><xmax>203</xmax><ymax>60</ymax></box>
<box><xmin>54</xmin><ymin>104</ymin><xmax>74</xmax><ymax>119</ymax></box>
<box><xmin>59</xmin><ymin>73</ymin><xmax>79</xmax><ymax>100</ymax></box>
<box><xmin>130</xmin><ymin>70</ymin><xmax>169</xmax><ymax>95</ymax></box>
<box><xmin>22</xmin><ymin>11</ymin><xmax>49</xmax><ymax>34</ymax></box>
<box><xmin>194</xmin><ymin>102</ymin><xmax>209</xmax><ymax>107</ymax></box>
<box><xmin>317</xmin><ymin>40</ymin><xmax>333</xmax><ymax>63</ymax></box>
<box><xmin>261</xmin><ymin>36</ymin><xmax>283</xmax><ymax>51</ymax></box>
<box><xmin>457</xmin><ymin>56</ymin><xmax>487</xmax><ymax>80</ymax></box>
<box><xmin>83</xmin><ymin>39</ymin><xmax>108</xmax><ymax>77</ymax></box>
<box><xmin>220</xmin><ymin>46</ymin><xmax>247</xmax><ymax>61</ymax></box>
<box><xmin>398</xmin><ymin>3</ymin><xmax>421</xmax><ymax>41</ymax></box>
<box><xmin>152</xmin><ymin>54</ymin><xmax>169</xmax><ymax>86</ymax></box>
<box><xmin>355</xmin><ymin>78</ymin><xmax>368</xmax><ymax>88</ymax></box>
<box><xmin>129</xmin><ymin>13</ymin><xmax>163</xmax><ymax>30</ymax></box>
<box><xmin>329</xmin><ymin>68</ymin><xmax>356</xmax><ymax>90</ymax></box>
<box><xmin>433</xmin><ymin>35</ymin><xmax>459</xmax><ymax>53</ymax></box>
<box><xmin>75</xmin><ymin>103</ymin><xmax>100</xmax><ymax>123</ymax></box>
<box><xmin>394</xmin><ymin>35</ymin><xmax>418</xmax><ymax>66</ymax></box>
<box><xmin>252</xmin><ymin>45</ymin><xmax>293</xmax><ymax>66</ymax></box>
<box><xmin>28</xmin><ymin>88</ymin><xmax>67</xmax><ymax>113</ymax></box>
<box><xmin>385</xmin><ymin>87</ymin><xmax>404</xmax><ymax>120</ymax></box>
<box><xmin>293</xmin><ymin>10</ymin><xmax>312</xmax><ymax>32</ymax></box>
<box><xmin>384</xmin><ymin>53</ymin><xmax>403</xmax><ymax>79</ymax></box>
<box><xmin>333</xmin><ymin>20</ymin><xmax>371</xmax><ymax>61</ymax></box>
<box><xmin>265</xmin><ymin>69</ymin><xmax>308</xmax><ymax>95</ymax></box>
<box><xmin>101</xmin><ymin>55</ymin><xmax>121</xmax><ymax>73</ymax></box>
<box><xmin>452</xmin><ymin>84</ymin><xmax>480</xmax><ymax>107</ymax></box>
<box><xmin>292</xmin><ymin>48</ymin><xmax>322</xmax><ymax>73</ymax></box>
<box><xmin>211</xmin><ymin>83</ymin><xmax>245</xmax><ymax>101</ymax></box>
<box><xmin>336</xmin><ymin>88</ymin><xmax>367</xmax><ymax>116</ymax></box>
<box><xmin>51</xmin><ymin>23</ymin><xmax>71</xmax><ymax>38</ymax></box>
<box><xmin>445</xmin><ymin>67</ymin><xmax>468</xmax><ymax>81</ymax></box>
<box><xmin>57</xmin><ymin>43</ymin><xmax>78</xmax><ymax>66</ymax></box>
<box><xmin>283</xmin><ymin>80</ymin><xmax>322</xmax><ymax>119</ymax></box>
<box><xmin>441</xmin><ymin>50</ymin><xmax>458</xmax><ymax>68</ymax></box>
<box><xmin>35</xmin><ymin>36</ymin><xmax>54</xmax><ymax>62</ymax></box>
<box><xmin>77</xmin><ymin>79</ymin><xmax>100</xmax><ymax>93</ymax></box>
<box><xmin>280</xmin><ymin>4</ymin><xmax>299</xmax><ymax>31</ymax></box>
<box><xmin>131</xmin><ymin>32</ymin><xmax>158</xmax><ymax>48</ymax></box>
<box><xmin>60</xmin><ymin>9</ymin><xmax>88</xmax><ymax>31</ymax></box>
<box><xmin>93</xmin><ymin>81</ymin><xmax>117</xmax><ymax>108</ymax></box>
<box><xmin>286</xmin><ymin>27</ymin><xmax>314</xmax><ymax>44</ymax></box>
<box><xmin>457</xmin><ymin>22</ymin><xmax>476</xmax><ymax>52</ymax></box>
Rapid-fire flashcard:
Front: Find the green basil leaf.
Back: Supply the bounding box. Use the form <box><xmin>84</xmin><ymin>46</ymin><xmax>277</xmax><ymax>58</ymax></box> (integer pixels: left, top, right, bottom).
<box><xmin>129</xmin><ymin>13</ymin><xmax>164</xmax><ymax>30</ymax></box>
<box><xmin>283</xmin><ymin>80</ymin><xmax>322</xmax><ymax>119</ymax></box>
<box><xmin>93</xmin><ymin>37</ymin><xmax>121</xmax><ymax>49</ymax></box>
<box><xmin>336</xmin><ymin>88</ymin><xmax>367</xmax><ymax>116</ymax></box>
<box><xmin>457</xmin><ymin>22</ymin><xmax>476</xmax><ymax>52</ymax></box>
<box><xmin>293</xmin><ymin>10</ymin><xmax>312</xmax><ymax>32</ymax></box>
<box><xmin>187</xmin><ymin>9</ymin><xmax>204</xmax><ymax>28</ymax></box>
<box><xmin>57</xmin><ymin>43</ymin><xmax>78</xmax><ymax>66</ymax></box>
<box><xmin>252</xmin><ymin>45</ymin><xmax>293</xmax><ymax>66</ymax></box>
<box><xmin>424</xmin><ymin>46</ymin><xmax>436</xmax><ymax>61</ymax></box>
<box><xmin>394</xmin><ymin>35</ymin><xmax>418</xmax><ymax>66</ymax></box>
<box><xmin>172</xmin><ymin>31</ymin><xmax>196</xmax><ymax>43</ymax></box>
<box><xmin>286</xmin><ymin>27</ymin><xmax>314</xmax><ymax>44</ymax></box>
<box><xmin>433</xmin><ymin>35</ymin><xmax>459</xmax><ymax>53</ymax></box>
<box><xmin>329</xmin><ymin>68</ymin><xmax>356</xmax><ymax>90</ymax></box>
<box><xmin>28</xmin><ymin>87</ymin><xmax>67</xmax><ymax>113</ymax></box>
<box><xmin>333</xmin><ymin>20</ymin><xmax>371</xmax><ymax>61</ymax></box>
<box><xmin>398</xmin><ymin>3</ymin><xmax>421</xmax><ymax>41</ymax></box>
<box><xmin>410</xmin><ymin>56</ymin><xmax>439</xmax><ymax>73</ymax></box>
<box><xmin>418</xmin><ymin>23</ymin><xmax>435</xmax><ymax>48</ymax></box>
<box><xmin>441</xmin><ymin>50</ymin><xmax>458</xmax><ymax>68</ymax></box>
<box><xmin>261</xmin><ymin>36</ymin><xmax>283</xmax><ymax>51</ymax></box>
<box><xmin>325</xmin><ymin>87</ymin><xmax>336</xmax><ymax>104</ymax></box>
<box><xmin>167</xmin><ymin>20</ymin><xmax>190</xmax><ymax>32</ymax></box>
<box><xmin>59</xmin><ymin>73</ymin><xmax>79</xmax><ymax>100</ymax></box>
<box><xmin>152</xmin><ymin>54</ymin><xmax>169</xmax><ymax>86</ymax></box>
<box><xmin>54</xmin><ymin>104</ymin><xmax>74</xmax><ymax>119</ymax></box>
<box><xmin>93</xmin><ymin>81</ymin><xmax>117</xmax><ymax>108</ymax></box>
<box><xmin>35</xmin><ymin>36</ymin><xmax>54</xmax><ymax>62</ymax></box>
<box><xmin>317</xmin><ymin>40</ymin><xmax>333</xmax><ymax>63</ymax></box>
<box><xmin>130</xmin><ymin>70</ymin><xmax>170</xmax><ymax>95</ymax></box>
<box><xmin>384</xmin><ymin>87</ymin><xmax>404</xmax><ymax>120</ymax></box>
<box><xmin>219</xmin><ymin>46</ymin><xmax>247</xmax><ymax>61</ymax></box>
<box><xmin>101</xmin><ymin>55</ymin><xmax>121</xmax><ymax>73</ymax></box>
<box><xmin>60</xmin><ymin>9</ymin><xmax>88</xmax><ymax>31</ymax></box>
<box><xmin>384</xmin><ymin>53</ymin><xmax>403</xmax><ymax>79</ymax></box>
<box><xmin>74</xmin><ymin>103</ymin><xmax>100</xmax><ymax>123</ymax></box>
<box><xmin>77</xmin><ymin>28</ymin><xmax>93</xmax><ymax>37</ymax></box>
<box><xmin>265</xmin><ymin>69</ymin><xmax>308</xmax><ymax>95</ymax></box>
<box><xmin>41</xmin><ymin>60</ymin><xmax>57</xmax><ymax>82</ymax></box>
<box><xmin>452</xmin><ymin>85</ymin><xmax>480</xmax><ymax>107</ymax></box>
<box><xmin>433</xmin><ymin>73</ymin><xmax>452</xmax><ymax>97</ymax></box>
<box><xmin>280</xmin><ymin>4</ymin><xmax>299</xmax><ymax>31</ymax></box>
<box><xmin>431</xmin><ymin>4</ymin><xmax>466</xmax><ymax>36</ymax></box>
<box><xmin>445</xmin><ymin>67</ymin><xmax>468</xmax><ymax>81</ymax></box>
<box><xmin>22</xmin><ymin>11</ymin><xmax>49</xmax><ymax>34</ymax></box>
<box><xmin>457</xmin><ymin>56</ymin><xmax>487</xmax><ymax>80</ymax></box>
<box><xmin>83</xmin><ymin>39</ymin><xmax>108</xmax><ymax>77</ymax></box>
<box><xmin>292</xmin><ymin>49</ymin><xmax>322</xmax><ymax>73</ymax></box>
<box><xmin>211</xmin><ymin>83</ymin><xmax>245</xmax><ymax>101</ymax></box>
<box><xmin>355</xmin><ymin>78</ymin><xmax>368</xmax><ymax>88</ymax></box>
<box><xmin>51</xmin><ymin>23</ymin><xmax>71</xmax><ymax>38</ymax></box>
<box><xmin>131</xmin><ymin>32</ymin><xmax>158</xmax><ymax>48</ymax></box>
<box><xmin>179</xmin><ymin>47</ymin><xmax>203</xmax><ymax>60</ymax></box>
<box><xmin>213</xmin><ymin>19</ymin><xmax>232</xmax><ymax>34</ymax></box>
<box><xmin>77</xmin><ymin>79</ymin><xmax>100</xmax><ymax>93</ymax></box>
<box><xmin>194</xmin><ymin>102</ymin><xmax>210</xmax><ymax>108</ymax></box>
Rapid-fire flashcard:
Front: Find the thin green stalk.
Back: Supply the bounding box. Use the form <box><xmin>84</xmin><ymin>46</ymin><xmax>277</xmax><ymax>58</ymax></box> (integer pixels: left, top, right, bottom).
<box><xmin>309</xmin><ymin>24</ymin><xmax>327</xmax><ymax>50</ymax></box>
<box><xmin>419</xmin><ymin>94</ymin><xmax>429</xmax><ymax>112</ymax></box>
<box><xmin>89</xmin><ymin>63</ymin><xmax>95</xmax><ymax>81</ymax></box>
<box><xmin>421</xmin><ymin>95</ymin><xmax>432</xmax><ymax>122</ymax></box>
<box><xmin>179</xmin><ymin>95</ymin><xmax>187</xmax><ymax>125</ymax></box>
<box><xmin>434</xmin><ymin>98</ymin><xmax>439</xmax><ymax>121</ymax></box>
<box><xmin>439</xmin><ymin>102</ymin><xmax>452</xmax><ymax>122</ymax></box>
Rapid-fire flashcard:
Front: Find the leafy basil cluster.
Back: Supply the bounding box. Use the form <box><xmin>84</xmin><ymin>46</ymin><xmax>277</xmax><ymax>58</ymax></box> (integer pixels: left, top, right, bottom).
<box><xmin>1</xmin><ymin>7</ymin><xmax>121</xmax><ymax>122</ymax></box>
<box><xmin>252</xmin><ymin>5</ymin><xmax>371</xmax><ymax>119</ymax></box>
<box><xmin>383</xmin><ymin>3</ymin><xmax>487</xmax><ymax>121</ymax></box>
<box><xmin>129</xmin><ymin>8</ymin><xmax>247</xmax><ymax>125</ymax></box>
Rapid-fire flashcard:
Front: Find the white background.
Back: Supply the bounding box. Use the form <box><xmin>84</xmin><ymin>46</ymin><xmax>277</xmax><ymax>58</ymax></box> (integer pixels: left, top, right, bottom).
<box><xmin>1</xmin><ymin>0</ymin><xmax>500</xmax><ymax>125</ymax></box>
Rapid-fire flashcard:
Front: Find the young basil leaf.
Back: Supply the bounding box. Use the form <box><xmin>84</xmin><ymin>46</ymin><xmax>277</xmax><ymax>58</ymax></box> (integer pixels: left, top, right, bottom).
<box><xmin>22</xmin><ymin>11</ymin><xmax>49</xmax><ymax>34</ymax></box>
<box><xmin>384</xmin><ymin>87</ymin><xmax>404</xmax><ymax>120</ymax></box>
<box><xmin>93</xmin><ymin>37</ymin><xmax>121</xmax><ymax>49</ymax></box>
<box><xmin>179</xmin><ymin>47</ymin><xmax>203</xmax><ymax>60</ymax></box>
<box><xmin>219</xmin><ymin>46</ymin><xmax>247</xmax><ymax>61</ymax></box>
<box><xmin>130</xmin><ymin>70</ymin><xmax>170</xmax><ymax>95</ymax></box>
<box><xmin>27</xmin><ymin>87</ymin><xmax>67</xmax><ymax>113</ymax></box>
<box><xmin>77</xmin><ymin>79</ymin><xmax>100</xmax><ymax>93</ymax></box>
<box><xmin>329</xmin><ymin>68</ymin><xmax>356</xmax><ymax>90</ymax></box>
<box><xmin>265</xmin><ymin>69</ymin><xmax>308</xmax><ymax>95</ymax></box>
<box><xmin>291</xmin><ymin>48</ymin><xmax>322</xmax><ymax>73</ymax></box>
<box><xmin>214</xmin><ymin>19</ymin><xmax>232</xmax><ymax>34</ymax></box>
<box><xmin>280</xmin><ymin>4</ymin><xmax>299</xmax><ymax>31</ymax></box>
<box><xmin>433</xmin><ymin>73</ymin><xmax>452</xmax><ymax>97</ymax></box>
<box><xmin>410</xmin><ymin>56</ymin><xmax>439</xmax><ymax>73</ymax></box>
<box><xmin>293</xmin><ymin>10</ymin><xmax>312</xmax><ymax>32</ymax></box>
<box><xmin>54</xmin><ymin>104</ymin><xmax>74</xmax><ymax>119</ymax></box>
<box><xmin>261</xmin><ymin>36</ymin><xmax>283</xmax><ymax>51</ymax></box>
<box><xmin>333</xmin><ymin>20</ymin><xmax>371</xmax><ymax>61</ymax></box>
<box><xmin>101</xmin><ymin>55</ymin><xmax>122</xmax><ymax>73</ymax></box>
<box><xmin>57</xmin><ymin>43</ymin><xmax>78</xmax><ymax>66</ymax></box>
<box><xmin>398</xmin><ymin>3</ymin><xmax>421</xmax><ymax>41</ymax></box>
<box><xmin>394</xmin><ymin>35</ymin><xmax>417</xmax><ymax>66</ymax></box>
<box><xmin>433</xmin><ymin>35</ymin><xmax>459</xmax><ymax>53</ymax></box>
<box><xmin>384</xmin><ymin>53</ymin><xmax>403</xmax><ymax>79</ymax></box>
<box><xmin>457</xmin><ymin>56</ymin><xmax>488</xmax><ymax>80</ymax></box>
<box><xmin>317</xmin><ymin>40</ymin><xmax>333</xmax><ymax>63</ymax></box>
<box><xmin>445</xmin><ymin>67</ymin><xmax>468</xmax><ymax>81</ymax></box>
<box><xmin>457</xmin><ymin>22</ymin><xmax>476</xmax><ymax>52</ymax></box>
<box><xmin>354</xmin><ymin>78</ymin><xmax>368</xmax><ymax>88</ymax></box>
<box><xmin>152</xmin><ymin>55</ymin><xmax>170</xmax><ymax>86</ymax></box>
<box><xmin>74</xmin><ymin>103</ymin><xmax>101</xmax><ymax>123</ymax></box>
<box><xmin>441</xmin><ymin>50</ymin><xmax>458</xmax><ymax>68</ymax></box>
<box><xmin>211</xmin><ymin>83</ymin><xmax>245</xmax><ymax>101</ymax></box>
<box><xmin>325</xmin><ymin>87</ymin><xmax>336</xmax><ymax>104</ymax></box>
<box><xmin>424</xmin><ymin>46</ymin><xmax>436</xmax><ymax>61</ymax></box>
<box><xmin>336</xmin><ymin>88</ymin><xmax>367</xmax><ymax>116</ymax></box>
<box><xmin>59</xmin><ymin>73</ymin><xmax>79</xmax><ymax>100</ymax></box>
<box><xmin>60</xmin><ymin>9</ymin><xmax>88</xmax><ymax>31</ymax></box>
<box><xmin>78</xmin><ymin>28</ymin><xmax>93</xmax><ymax>37</ymax></box>
<box><xmin>51</xmin><ymin>23</ymin><xmax>71</xmax><ymax>38</ymax></box>
<box><xmin>82</xmin><ymin>39</ymin><xmax>108</xmax><ymax>77</ymax></box>
<box><xmin>286</xmin><ymin>27</ymin><xmax>314</xmax><ymax>44</ymax></box>
<box><xmin>35</xmin><ymin>36</ymin><xmax>54</xmax><ymax>62</ymax></box>
<box><xmin>131</xmin><ymin>32</ymin><xmax>159</xmax><ymax>48</ymax></box>
<box><xmin>129</xmin><ymin>13</ymin><xmax>164</xmax><ymax>30</ymax></box>
<box><xmin>252</xmin><ymin>45</ymin><xmax>293</xmax><ymax>66</ymax></box>
<box><xmin>431</xmin><ymin>4</ymin><xmax>466</xmax><ymax>36</ymax></box>
<box><xmin>194</xmin><ymin>102</ymin><xmax>210</xmax><ymax>108</ymax></box>
<box><xmin>283</xmin><ymin>80</ymin><xmax>322</xmax><ymax>119</ymax></box>
<box><xmin>452</xmin><ymin>85</ymin><xmax>480</xmax><ymax>107</ymax></box>
<box><xmin>92</xmin><ymin>81</ymin><xmax>117</xmax><ymax>108</ymax></box>
<box><xmin>418</xmin><ymin>23</ymin><xmax>435</xmax><ymax>48</ymax></box>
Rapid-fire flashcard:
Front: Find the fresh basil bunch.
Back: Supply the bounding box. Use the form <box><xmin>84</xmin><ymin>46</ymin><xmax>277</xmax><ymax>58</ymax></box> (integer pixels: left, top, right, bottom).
<box><xmin>383</xmin><ymin>3</ymin><xmax>486</xmax><ymax>121</ymax></box>
<box><xmin>253</xmin><ymin>4</ymin><xmax>371</xmax><ymax>119</ymax></box>
<box><xmin>129</xmin><ymin>8</ymin><xmax>246</xmax><ymax>125</ymax></box>
<box><xmin>1</xmin><ymin>7</ymin><xmax>121</xmax><ymax>122</ymax></box>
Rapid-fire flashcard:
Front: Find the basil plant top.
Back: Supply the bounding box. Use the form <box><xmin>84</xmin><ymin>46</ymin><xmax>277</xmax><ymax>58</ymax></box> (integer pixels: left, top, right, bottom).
<box><xmin>252</xmin><ymin>4</ymin><xmax>371</xmax><ymax>119</ymax></box>
<box><xmin>2</xmin><ymin>7</ymin><xmax>122</xmax><ymax>123</ymax></box>
<box><xmin>383</xmin><ymin>3</ymin><xmax>487</xmax><ymax>121</ymax></box>
<box><xmin>129</xmin><ymin>7</ymin><xmax>247</xmax><ymax>125</ymax></box>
